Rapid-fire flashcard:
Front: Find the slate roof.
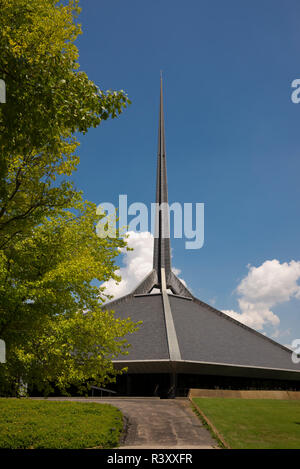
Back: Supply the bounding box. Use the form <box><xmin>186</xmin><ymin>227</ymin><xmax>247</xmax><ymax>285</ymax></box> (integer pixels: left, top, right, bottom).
<box><xmin>106</xmin><ymin>292</ymin><xmax>300</xmax><ymax>379</ymax></box>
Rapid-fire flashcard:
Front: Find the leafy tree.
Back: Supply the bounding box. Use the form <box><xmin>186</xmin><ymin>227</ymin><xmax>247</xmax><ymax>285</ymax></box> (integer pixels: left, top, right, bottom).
<box><xmin>0</xmin><ymin>0</ymin><xmax>137</xmax><ymax>395</ymax></box>
<box><xmin>0</xmin><ymin>0</ymin><xmax>130</xmax><ymax>248</ymax></box>
<box><xmin>0</xmin><ymin>198</ymin><xmax>139</xmax><ymax>396</ymax></box>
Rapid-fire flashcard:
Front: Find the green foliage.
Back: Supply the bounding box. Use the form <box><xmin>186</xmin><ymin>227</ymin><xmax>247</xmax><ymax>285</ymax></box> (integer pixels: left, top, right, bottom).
<box><xmin>193</xmin><ymin>398</ymin><xmax>300</xmax><ymax>449</ymax></box>
<box><xmin>0</xmin><ymin>399</ymin><xmax>123</xmax><ymax>449</ymax></box>
<box><xmin>0</xmin><ymin>198</ymin><xmax>140</xmax><ymax>395</ymax></box>
<box><xmin>0</xmin><ymin>0</ymin><xmax>130</xmax><ymax>247</ymax></box>
<box><xmin>0</xmin><ymin>1</ymin><xmax>136</xmax><ymax>395</ymax></box>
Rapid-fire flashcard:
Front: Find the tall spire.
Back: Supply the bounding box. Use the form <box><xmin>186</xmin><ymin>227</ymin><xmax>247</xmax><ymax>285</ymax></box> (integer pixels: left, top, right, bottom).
<box><xmin>153</xmin><ymin>75</ymin><xmax>171</xmax><ymax>281</ymax></box>
<box><xmin>131</xmin><ymin>76</ymin><xmax>193</xmax><ymax>298</ymax></box>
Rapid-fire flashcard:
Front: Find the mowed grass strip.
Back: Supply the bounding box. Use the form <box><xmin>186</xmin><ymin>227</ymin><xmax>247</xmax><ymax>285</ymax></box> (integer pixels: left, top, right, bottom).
<box><xmin>193</xmin><ymin>397</ymin><xmax>300</xmax><ymax>449</ymax></box>
<box><xmin>0</xmin><ymin>399</ymin><xmax>123</xmax><ymax>449</ymax></box>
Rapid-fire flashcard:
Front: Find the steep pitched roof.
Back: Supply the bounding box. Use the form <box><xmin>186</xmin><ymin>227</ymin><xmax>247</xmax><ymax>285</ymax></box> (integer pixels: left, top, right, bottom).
<box><xmin>107</xmin><ymin>292</ymin><xmax>300</xmax><ymax>379</ymax></box>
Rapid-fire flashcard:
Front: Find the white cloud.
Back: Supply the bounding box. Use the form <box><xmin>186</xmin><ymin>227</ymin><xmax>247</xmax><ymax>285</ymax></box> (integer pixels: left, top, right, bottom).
<box><xmin>171</xmin><ymin>265</ymin><xmax>188</xmax><ymax>288</ymax></box>
<box><xmin>223</xmin><ymin>259</ymin><xmax>300</xmax><ymax>331</ymax></box>
<box><xmin>101</xmin><ymin>231</ymin><xmax>187</xmax><ymax>301</ymax></box>
<box><xmin>271</xmin><ymin>328</ymin><xmax>291</xmax><ymax>339</ymax></box>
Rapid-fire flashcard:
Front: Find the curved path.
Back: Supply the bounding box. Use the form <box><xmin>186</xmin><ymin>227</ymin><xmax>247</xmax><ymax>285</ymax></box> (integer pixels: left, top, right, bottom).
<box><xmin>36</xmin><ymin>397</ymin><xmax>217</xmax><ymax>449</ymax></box>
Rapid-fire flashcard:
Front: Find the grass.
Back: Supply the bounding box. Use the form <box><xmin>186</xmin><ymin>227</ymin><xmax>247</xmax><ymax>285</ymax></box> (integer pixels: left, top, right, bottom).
<box><xmin>0</xmin><ymin>399</ymin><xmax>123</xmax><ymax>449</ymax></box>
<box><xmin>191</xmin><ymin>402</ymin><xmax>225</xmax><ymax>448</ymax></box>
<box><xmin>193</xmin><ymin>397</ymin><xmax>300</xmax><ymax>449</ymax></box>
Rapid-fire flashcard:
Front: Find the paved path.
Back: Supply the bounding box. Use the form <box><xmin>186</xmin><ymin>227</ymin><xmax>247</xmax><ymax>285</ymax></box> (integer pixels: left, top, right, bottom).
<box><xmin>35</xmin><ymin>397</ymin><xmax>217</xmax><ymax>449</ymax></box>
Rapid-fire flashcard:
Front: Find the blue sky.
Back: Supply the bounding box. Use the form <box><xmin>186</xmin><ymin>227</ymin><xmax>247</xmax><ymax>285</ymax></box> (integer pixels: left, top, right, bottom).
<box><xmin>72</xmin><ymin>0</ymin><xmax>300</xmax><ymax>346</ymax></box>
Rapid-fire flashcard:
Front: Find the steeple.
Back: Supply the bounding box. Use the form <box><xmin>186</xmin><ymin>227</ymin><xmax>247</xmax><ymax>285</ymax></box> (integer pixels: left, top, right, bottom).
<box><xmin>153</xmin><ymin>75</ymin><xmax>171</xmax><ymax>281</ymax></box>
<box><xmin>132</xmin><ymin>77</ymin><xmax>193</xmax><ymax>298</ymax></box>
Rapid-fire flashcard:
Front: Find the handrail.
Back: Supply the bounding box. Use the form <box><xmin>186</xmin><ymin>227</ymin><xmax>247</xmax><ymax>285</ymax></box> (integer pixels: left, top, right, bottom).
<box><xmin>90</xmin><ymin>385</ymin><xmax>116</xmax><ymax>397</ymax></box>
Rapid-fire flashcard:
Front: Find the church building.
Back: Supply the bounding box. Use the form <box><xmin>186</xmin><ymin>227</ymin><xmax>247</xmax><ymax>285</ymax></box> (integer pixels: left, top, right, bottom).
<box><xmin>104</xmin><ymin>78</ymin><xmax>300</xmax><ymax>397</ymax></box>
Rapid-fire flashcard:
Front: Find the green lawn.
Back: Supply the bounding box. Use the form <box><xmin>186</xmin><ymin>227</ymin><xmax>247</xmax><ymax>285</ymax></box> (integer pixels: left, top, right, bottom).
<box><xmin>0</xmin><ymin>399</ymin><xmax>123</xmax><ymax>449</ymax></box>
<box><xmin>193</xmin><ymin>397</ymin><xmax>300</xmax><ymax>449</ymax></box>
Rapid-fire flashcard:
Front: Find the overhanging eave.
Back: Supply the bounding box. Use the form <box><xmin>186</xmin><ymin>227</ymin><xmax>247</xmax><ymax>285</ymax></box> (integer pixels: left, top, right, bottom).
<box><xmin>112</xmin><ymin>359</ymin><xmax>300</xmax><ymax>381</ymax></box>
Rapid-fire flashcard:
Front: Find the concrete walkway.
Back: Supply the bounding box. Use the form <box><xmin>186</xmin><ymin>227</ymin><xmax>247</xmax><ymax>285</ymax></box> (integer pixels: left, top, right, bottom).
<box><xmin>36</xmin><ymin>397</ymin><xmax>217</xmax><ymax>449</ymax></box>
